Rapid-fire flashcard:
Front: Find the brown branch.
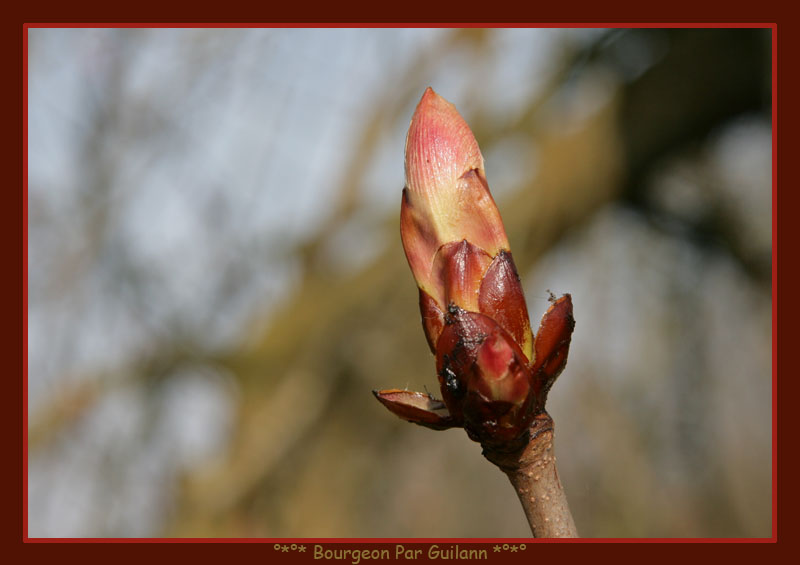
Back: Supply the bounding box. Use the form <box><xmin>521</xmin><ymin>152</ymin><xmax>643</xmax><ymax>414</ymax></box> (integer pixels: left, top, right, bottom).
<box><xmin>483</xmin><ymin>413</ymin><xmax>578</xmax><ymax>538</ymax></box>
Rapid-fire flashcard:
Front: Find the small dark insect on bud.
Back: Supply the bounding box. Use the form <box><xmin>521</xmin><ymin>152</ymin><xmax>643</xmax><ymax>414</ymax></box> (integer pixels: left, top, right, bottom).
<box><xmin>442</xmin><ymin>366</ymin><xmax>462</xmax><ymax>396</ymax></box>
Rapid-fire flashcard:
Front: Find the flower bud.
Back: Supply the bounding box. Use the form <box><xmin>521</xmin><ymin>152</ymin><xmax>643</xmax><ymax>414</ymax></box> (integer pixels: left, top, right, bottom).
<box><xmin>401</xmin><ymin>88</ymin><xmax>509</xmax><ymax>308</ymax></box>
<box><xmin>375</xmin><ymin>88</ymin><xmax>575</xmax><ymax>448</ymax></box>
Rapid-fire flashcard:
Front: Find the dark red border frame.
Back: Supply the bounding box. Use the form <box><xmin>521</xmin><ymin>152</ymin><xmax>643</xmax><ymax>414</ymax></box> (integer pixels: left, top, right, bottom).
<box><xmin>16</xmin><ymin>20</ymin><xmax>781</xmax><ymax>561</ymax></box>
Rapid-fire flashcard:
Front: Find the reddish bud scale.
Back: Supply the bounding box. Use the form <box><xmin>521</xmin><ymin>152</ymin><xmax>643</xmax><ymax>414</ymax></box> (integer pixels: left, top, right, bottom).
<box><xmin>531</xmin><ymin>294</ymin><xmax>575</xmax><ymax>398</ymax></box>
<box><xmin>374</xmin><ymin>88</ymin><xmax>575</xmax><ymax>448</ymax></box>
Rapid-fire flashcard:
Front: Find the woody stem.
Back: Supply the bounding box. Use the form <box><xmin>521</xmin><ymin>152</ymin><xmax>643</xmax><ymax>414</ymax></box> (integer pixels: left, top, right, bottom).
<box><xmin>482</xmin><ymin>412</ymin><xmax>578</xmax><ymax>538</ymax></box>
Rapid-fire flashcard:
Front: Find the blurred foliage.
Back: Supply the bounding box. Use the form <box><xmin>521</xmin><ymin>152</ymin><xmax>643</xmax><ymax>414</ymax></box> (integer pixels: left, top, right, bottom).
<box><xmin>27</xmin><ymin>28</ymin><xmax>772</xmax><ymax>538</ymax></box>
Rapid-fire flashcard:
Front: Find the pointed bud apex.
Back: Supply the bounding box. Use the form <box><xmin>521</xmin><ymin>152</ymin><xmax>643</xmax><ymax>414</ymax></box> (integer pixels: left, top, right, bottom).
<box><xmin>405</xmin><ymin>87</ymin><xmax>484</xmax><ymax>204</ymax></box>
<box><xmin>401</xmin><ymin>88</ymin><xmax>509</xmax><ymax>302</ymax></box>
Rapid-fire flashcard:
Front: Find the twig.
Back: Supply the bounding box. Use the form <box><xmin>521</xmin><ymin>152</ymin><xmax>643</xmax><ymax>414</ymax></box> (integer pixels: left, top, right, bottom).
<box><xmin>483</xmin><ymin>413</ymin><xmax>578</xmax><ymax>538</ymax></box>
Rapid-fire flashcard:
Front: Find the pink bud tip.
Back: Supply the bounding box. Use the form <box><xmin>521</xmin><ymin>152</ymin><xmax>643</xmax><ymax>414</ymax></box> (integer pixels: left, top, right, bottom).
<box><xmin>401</xmin><ymin>88</ymin><xmax>510</xmax><ymax>304</ymax></box>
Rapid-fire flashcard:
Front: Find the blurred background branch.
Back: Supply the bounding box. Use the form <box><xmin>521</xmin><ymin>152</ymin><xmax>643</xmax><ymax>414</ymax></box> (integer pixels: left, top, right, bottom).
<box><xmin>27</xmin><ymin>27</ymin><xmax>771</xmax><ymax>537</ymax></box>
